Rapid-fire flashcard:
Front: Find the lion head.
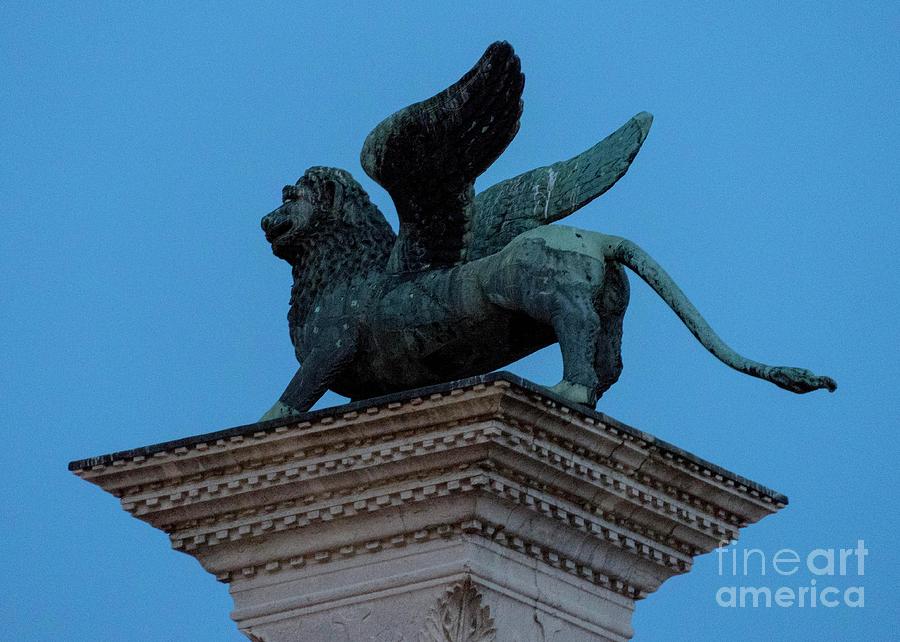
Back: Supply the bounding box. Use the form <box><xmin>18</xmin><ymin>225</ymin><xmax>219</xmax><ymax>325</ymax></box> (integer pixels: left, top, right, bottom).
<box><xmin>261</xmin><ymin>166</ymin><xmax>395</xmax><ymax>267</ymax></box>
<box><xmin>261</xmin><ymin>167</ymin><xmax>349</xmax><ymax>262</ymax></box>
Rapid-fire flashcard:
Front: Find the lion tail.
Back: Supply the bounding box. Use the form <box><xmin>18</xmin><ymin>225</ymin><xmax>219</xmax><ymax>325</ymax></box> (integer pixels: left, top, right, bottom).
<box><xmin>604</xmin><ymin>236</ymin><xmax>837</xmax><ymax>394</ymax></box>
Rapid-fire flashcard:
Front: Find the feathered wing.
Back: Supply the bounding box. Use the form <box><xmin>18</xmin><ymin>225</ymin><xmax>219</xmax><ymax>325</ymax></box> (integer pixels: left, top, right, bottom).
<box><xmin>466</xmin><ymin>112</ymin><xmax>653</xmax><ymax>261</ymax></box>
<box><xmin>360</xmin><ymin>41</ymin><xmax>524</xmax><ymax>273</ymax></box>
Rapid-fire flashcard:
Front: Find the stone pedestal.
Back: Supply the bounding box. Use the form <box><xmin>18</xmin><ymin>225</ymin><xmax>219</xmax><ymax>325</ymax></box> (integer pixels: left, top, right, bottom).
<box><xmin>70</xmin><ymin>372</ymin><xmax>786</xmax><ymax>641</ymax></box>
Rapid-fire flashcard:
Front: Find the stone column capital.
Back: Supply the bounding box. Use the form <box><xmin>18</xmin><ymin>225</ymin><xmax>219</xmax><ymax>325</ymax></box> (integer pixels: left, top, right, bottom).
<box><xmin>71</xmin><ymin>372</ymin><xmax>785</xmax><ymax>640</ymax></box>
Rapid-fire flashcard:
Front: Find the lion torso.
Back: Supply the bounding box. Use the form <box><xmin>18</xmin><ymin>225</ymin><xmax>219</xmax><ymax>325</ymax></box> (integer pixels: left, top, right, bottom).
<box><xmin>289</xmin><ymin>227</ymin><xmax>634</xmax><ymax>401</ymax></box>
<box><xmin>291</xmin><ymin>262</ymin><xmax>556</xmax><ymax>401</ymax></box>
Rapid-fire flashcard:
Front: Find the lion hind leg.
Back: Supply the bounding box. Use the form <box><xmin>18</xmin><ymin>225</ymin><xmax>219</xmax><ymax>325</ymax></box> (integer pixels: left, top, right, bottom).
<box><xmin>548</xmin><ymin>292</ymin><xmax>604</xmax><ymax>407</ymax></box>
<box><xmin>479</xmin><ymin>237</ymin><xmax>615</xmax><ymax>406</ymax></box>
<box><xmin>592</xmin><ymin>262</ymin><xmax>629</xmax><ymax>400</ymax></box>
<box><xmin>550</xmin><ymin>268</ymin><xmax>629</xmax><ymax>407</ymax></box>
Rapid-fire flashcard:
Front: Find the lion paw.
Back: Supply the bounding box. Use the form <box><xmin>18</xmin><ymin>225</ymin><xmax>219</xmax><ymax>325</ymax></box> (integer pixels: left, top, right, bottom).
<box><xmin>548</xmin><ymin>380</ymin><xmax>597</xmax><ymax>406</ymax></box>
<box><xmin>259</xmin><ymin>401</ymin><xmax>303</xmax><ymax>422</ymax></box>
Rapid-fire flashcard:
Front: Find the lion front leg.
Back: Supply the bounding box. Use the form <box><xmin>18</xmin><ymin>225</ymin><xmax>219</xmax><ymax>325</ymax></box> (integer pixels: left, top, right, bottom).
<box><xmin>259</xmin><ymin>366</ymin><xmax>325</xmax><ymax>422</ymax></box>
<box><xmin>260</xmin><ymin>399</ymin><xmax>304</xmax><ymax>422</ymax></box>
<box><xmin>259</xmin><ymin>341</ymin><xmax>356</xmax><ymax>421</ymax></box>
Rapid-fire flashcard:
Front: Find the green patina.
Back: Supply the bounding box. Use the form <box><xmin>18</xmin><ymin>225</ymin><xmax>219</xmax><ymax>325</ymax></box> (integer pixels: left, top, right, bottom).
<box><xmin>259</xmin><ymin>42</ymin><xmax>835</xmax><ymax>420</ymax></box>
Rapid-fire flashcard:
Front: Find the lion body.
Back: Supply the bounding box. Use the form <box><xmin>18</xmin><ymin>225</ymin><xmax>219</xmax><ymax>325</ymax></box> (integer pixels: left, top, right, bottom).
<box><xmin>285</xmin><ymin>222</ymin><xmax>629</xmax><ymax>403</ymax></box>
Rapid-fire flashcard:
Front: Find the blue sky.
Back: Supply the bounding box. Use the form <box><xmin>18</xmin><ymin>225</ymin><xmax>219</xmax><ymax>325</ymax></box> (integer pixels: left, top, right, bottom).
<box><xmin>2</xmin><ymin>2</ymin><xmax>897</xmax><ymax>640</ymax></box>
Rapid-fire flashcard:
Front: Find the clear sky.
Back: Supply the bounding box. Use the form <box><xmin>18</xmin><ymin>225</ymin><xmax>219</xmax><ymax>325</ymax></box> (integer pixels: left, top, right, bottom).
<box><xmin>2</xmin><ymin>2</ymin><xmax>897</xmax><ymax>640</ymax></box>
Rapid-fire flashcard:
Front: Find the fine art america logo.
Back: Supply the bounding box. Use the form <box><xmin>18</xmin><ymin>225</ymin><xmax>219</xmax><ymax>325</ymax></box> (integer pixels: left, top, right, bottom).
<box><xmin>714</xmin><ymin>540</ymin><xmax>867</xmax><ymax>608</ymax></box>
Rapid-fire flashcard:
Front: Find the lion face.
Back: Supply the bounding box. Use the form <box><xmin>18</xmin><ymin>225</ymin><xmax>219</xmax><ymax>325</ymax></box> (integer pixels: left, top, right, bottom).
<box><xmin>261</xmin><ymin>179</ymin><xmax>328</xmax><ymax>262</ymax></box>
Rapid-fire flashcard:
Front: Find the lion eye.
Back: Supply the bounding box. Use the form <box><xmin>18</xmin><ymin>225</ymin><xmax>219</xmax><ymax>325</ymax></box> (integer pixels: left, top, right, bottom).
<box><xmin>282</xmin><ymin>185</ymin><xmax>302</xmax><ymax>203</ymax></box>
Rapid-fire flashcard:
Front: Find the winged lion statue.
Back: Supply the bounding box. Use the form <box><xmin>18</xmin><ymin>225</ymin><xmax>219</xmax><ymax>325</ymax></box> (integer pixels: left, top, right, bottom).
<box><xmin>260</xmin><ymin>41</ymin><xmax>836</xmax><ymax>420</ymax></box>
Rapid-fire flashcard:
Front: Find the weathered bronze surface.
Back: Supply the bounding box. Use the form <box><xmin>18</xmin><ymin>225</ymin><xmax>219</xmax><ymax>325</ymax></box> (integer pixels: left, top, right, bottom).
<box><xmin>260</xmin><ymin>42</ymin><xmax>835</xmax><ymax>419</ymax></box>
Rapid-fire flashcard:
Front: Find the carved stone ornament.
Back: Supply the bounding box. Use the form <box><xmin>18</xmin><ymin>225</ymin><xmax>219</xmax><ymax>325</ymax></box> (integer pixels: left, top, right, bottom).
<box><xmin>420</xmin><ymin>578</ymin><xmax>496</xmax><ymax>642</ymax></box>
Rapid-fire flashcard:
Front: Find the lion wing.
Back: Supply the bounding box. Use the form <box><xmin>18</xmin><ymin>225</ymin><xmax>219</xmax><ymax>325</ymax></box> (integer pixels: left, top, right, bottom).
<box><xmin>465</xmin><ymin>112</ymin><xmax>653</xmax><ymax>262</ymax></box>
<box><xmin>360</xmin><ymin>41</ymin><xmax>524</xmax><ymax>273</ymax></box>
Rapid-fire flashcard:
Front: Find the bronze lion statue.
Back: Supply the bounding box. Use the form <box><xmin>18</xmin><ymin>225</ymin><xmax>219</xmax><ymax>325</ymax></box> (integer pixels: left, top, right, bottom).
<box><xmin>260</xmin><ymin>42</ymin><xmax>835</xmax><ymax>420</ymax></box>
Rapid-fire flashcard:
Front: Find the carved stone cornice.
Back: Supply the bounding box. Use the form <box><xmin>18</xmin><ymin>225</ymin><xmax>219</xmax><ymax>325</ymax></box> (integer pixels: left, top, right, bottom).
<box><xmin>71</xmin><ymin>372</ymin><xmax>785</xmax><ymax>641</ymax></box>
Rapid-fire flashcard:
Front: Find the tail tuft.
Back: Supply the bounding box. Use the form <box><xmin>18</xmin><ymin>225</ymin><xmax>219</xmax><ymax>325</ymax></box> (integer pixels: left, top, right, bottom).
<box><xmin>767</xmin><ymin>367</ymin><xmax>837</xmax><ymax>394</ymax></box>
